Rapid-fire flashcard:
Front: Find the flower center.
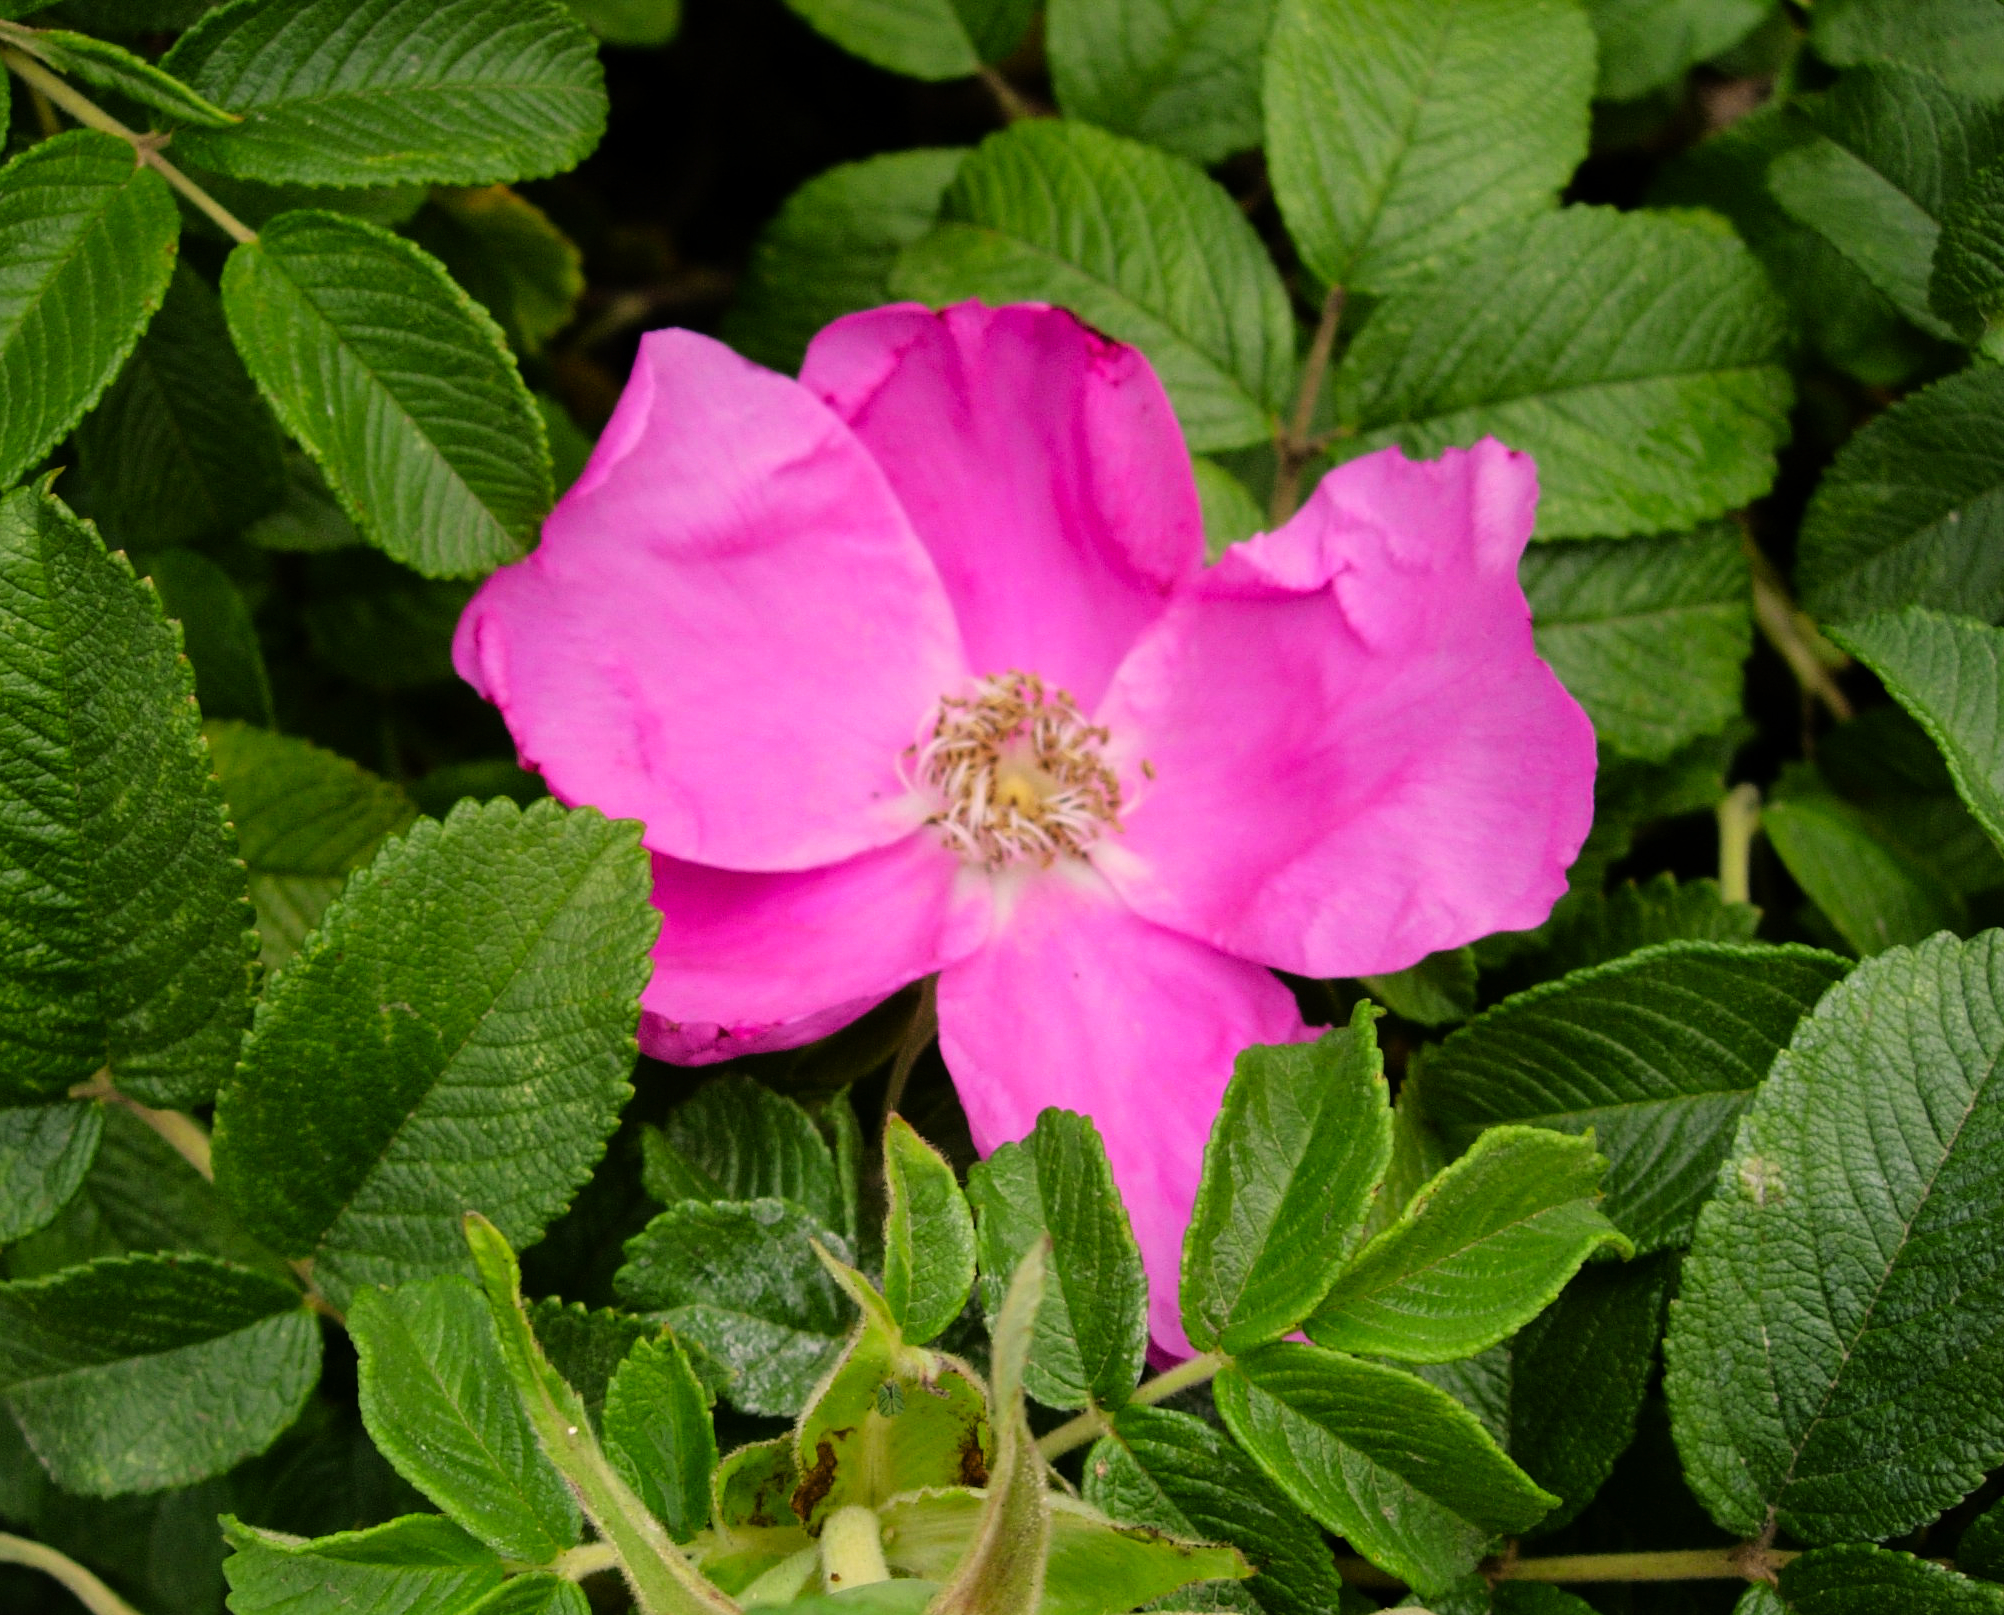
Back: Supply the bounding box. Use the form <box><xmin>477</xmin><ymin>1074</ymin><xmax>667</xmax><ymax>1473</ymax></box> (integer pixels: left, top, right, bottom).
<box><xmin>913</xmin><ymin>671</ymin><xmax>1121</xmax><ymax>868</ymax></box>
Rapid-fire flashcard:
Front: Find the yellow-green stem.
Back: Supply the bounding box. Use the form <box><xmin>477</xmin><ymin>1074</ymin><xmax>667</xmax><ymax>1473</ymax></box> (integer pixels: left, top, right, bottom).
<box><xmin>1717</xmin><ymin>782</ymin><xmax>1761</xmax><ymax>906</ymax></box>
<box><xmin>0</xmin><ymin>47</ymin><xmax>257</xmax><ymax>245</ymax></box>
<box><xmin>0</xmin><ymin>1533</ymin><xmax>145</xmax><ymax>1615</ymax></box>
<box><xmin>1035</xmin><ymin>1351</ymin><xmax>1226</xmax><ymax>1461</ymax></box>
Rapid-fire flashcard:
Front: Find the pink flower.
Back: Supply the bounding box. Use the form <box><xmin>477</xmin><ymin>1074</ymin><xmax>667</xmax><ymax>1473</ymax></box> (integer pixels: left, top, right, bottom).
<box><xmin>454</xmin><ymin>302</ymin><xmax>1595</xmax><ymax>1355</ymax></box>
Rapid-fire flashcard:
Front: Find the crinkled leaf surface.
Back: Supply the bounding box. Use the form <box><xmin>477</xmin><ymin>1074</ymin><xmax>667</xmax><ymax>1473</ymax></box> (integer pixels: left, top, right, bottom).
<box><xmin>966</xmin><ymin>1108</ymin><xmax>1148</xmax><ymax>1412</ymax></box>
<box><xmin>779</xmin><ymin>0</ymin><xmax>1033</xmax><ymax>78</ymax></box>
<box><xmin>350</xmin><ymin>1275</ymin><xmax>580</xmax><ymax>1561</ymax></box>
<box><xmin>0</xmin><ymin>130</ymin><xmax>179</xmax><ymax>492</ymax></box>
<box><xmin>163</xmin><ymin>0</ymin><xmax>607</xmax><ymax>187</ymax></box>
<box><xmin>615</xmin><ymin>1198</ymin><xmax>854</xmax><ymax>1418</ymax></box>
<box><xmin>1424</xmin><ymin>943</ymin><xmax>1848</xmax><ymax>1252</ymax></box>
<box><xmin>1217</xmin><ymin>1341</ymin><xmax>1555</xmax><ymax>1594</ymax></box>
<box><xmin>1363</xmin><ymin>948</ymin><xmax>1479</xmax><ymax>1027</ymax></box>
<box><xmin>1264</xmin><ymin>0</ymin><xmax>1594</xmax><ymax>291</ymax></box>
<box><xmin>1932</xmin><ymin>157</ymin><xmax>2004</xmax><ymax>355</ymax></box>
<box><xmin>1085</xmin><ymin>1403</ymin><xmax>1351</xmax><ymax>1615</ymax></box>
<box><xmin>407</xmin><ymin>185</ymin><xmax>584</xmax><ymax>358</ymax></box>
<box><xmin>1331</xmin><ymin>205</ymin><xmax>1793</xmax><ymax>539</ymax></box>
<box><xmin>73</xmin><ymin>260</ymin><xmax>286</xmax><ymax>550</ymax></box>
<box><xmin>1779</xmin><ymin>1544</ymin><xmax>2004</xmax><ymax>1614</ymax></box>
<box><xmin>1797</xmin><ymin>364</ymin><xmax>2004</xmax><ymax>624</ymax></box>
<box><xmin>1307</xmin><ymin>1127</ymin><xmax>1629</xmax><ymax>1363</ymax></box>
<box><xmin>723</xmin><ymin>148</ymin><xmax>964</xmax><ymax>375</ymax></box>
<box><xmin>1182</xmin><ymin>1005</ymin><xmax>1391</xmax><ymax>1355</ymax></box>
<box><xmin>0</xmin><ymin>1252</ymin><xmax>318</xmax><ymax>1496</ymax></box>
<box><xmin>603</xmin><ymin>1334</ymin><xmax>715</xmax><ymax>1542</ymax></box>
<box><xmin>205</xmin><ymin>719</ymin><xmax>419</xmax><ymax>972</ymax></box>
<box><xmin>22</xmin><ymin>30</ymin><xmax>241</xmax><ymax>127</ymax></box>
<box><xmin>1506</xmin><ymin>873</ymin><xmax>1761</xmax><ymax>990</ymax></box>
<box><xmin>213</xmin><ymin>798</ymin><xmax>653</xmax><ymax>1308</ymax></box>
<box><xmin>1047</xmin><ymin>0</ymin><xmax>1273</xmax><ymax>166</ymax></box>
<box><xmin>1586</xmin><ymin>0</ymin><xmax>1776</xmax><ymax>101</ymax></box>
<box><xmin>1830</xmin><ymin>609</ymin><xmax>2004</xmax><ymax>855</ymax></box>
<box><xmin>220</xmin><ymin>1513</ymin><xmax>506</xmax><ymax>1615</ymax></box>
<box><xmin>643</xmin><ymin>1075</ymin><xmax>844</xmax><ymax>1233</ymax></box>
<box><xmin>882</xmin><ymin>1114</ymin><xmax>976</xmax><ymax>1346</ymax></box>
<box><xmin>1522</xmin><ymin>524</ymin><xmax>1751</xmax><ymax>762</ymax></box>
<box><xmin>891</xmin><ymin>119</ymin><xmax>1295</xmax><ymax>452</ymax></box>
<box><xmin>0</xmin><ymin>485</ymin><xmax>254</xmax><ymax>1110</ymax></box>
<box><xmin>1666</xmin><ymin>931</ymin><xmax>2004</xmax><ymax>1543</ymax></box>
<box><xmin>1813</xmin><ymin>0</ymin><xmax>2004</xmax><ymax>106</ymax></box>
<box><xmin>527</xmin><ymin>1299</ymin><xmax>652</xmax><ymax>1433</ymax></box>
<box><xmin>0</xmin><ymin>1101</ymin><xmax>100</xmax><ymax>1245</ymax></box>
<box><xmin>1767</xmin><ymin>65</ymin><xmax>2003</xmax><ymax>338</ymax></box>
<box><xmin>222</xmin><ymin>210</ymin><xmax>551</xmax><ymax>579</ymax></box>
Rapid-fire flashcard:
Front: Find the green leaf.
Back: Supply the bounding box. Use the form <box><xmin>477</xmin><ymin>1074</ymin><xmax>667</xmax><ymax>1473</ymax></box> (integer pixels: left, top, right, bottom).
<box><xmin>22</xmin><ymin>29</ymin><xmax>241</xmax><ymax>127</ymax></box>
<box><xmin>463</xmin><ymin>1214</ymin><xmax>738</xmax><ymax>1615</ymax></box>
<box><xmin>137</xmin><ymin>548</ymin><xmax>273</xmax><ymax>727</ymax></box>
<box><xmin>1085</xmin><ymin>1404</ymin><xmax>1351</xmax><ymax>1615</ymax></box>
<box><xmin>1665</xmin><ymin>931</ymin><xmax>2004</xmax><ymax>1543</ymax></box>
<box><xmin>882</xmin><ymin>1114</ymin><xmax>977</xmax><ymax>1346</ymax></box>
<box><xmin>1933</xmin><ymin>158</ymin><xmax>2004</xmax><ymax>356</ymax></box>
<box><xmin>407</xmin><ymin>185</ymin><xmax>584</xmax><ymax>356</ymax></box>
<box><xmin>1331</xmin><ymin>206</ymin><xmax>1794</xmax><ymax>539</ymax></box>
<box><xmin>642</xmin><ymin>1075</ymin><xmax>844</xmax><ymax>1233</ymax></box>
<box><xmin>1962</xmin><ymin>1492</ymin><xmax>2004</xmax><ymax>1580</ymax></box>
<box><xmin>0</xmin><ymin>1252</ymin><xmax>318</xmax><ymax>1496</ymax></box>
<box><xmin>965</xmin><ymin>1108</ymin><xmax>1148</xmax><ymax>1412</ymax></box>
<box><xmin>778</xmin><ymin>0</ymin><xmax>1033</xmax><ymax>79</ymax></box>
<box><xmin>1418</xmin><ymin>1254</ymin><xmax>1673</xmax><ymax>1535</ymax></box>
<box><xmin>1362</xmin><ymin>947</ymin><xmax>1479</xmax><ymax>1026</ymax></box>
<box><xmin>710</xmin><ymin>1435</ymin><xmax>810</xmax><ymax>1556</ymax></box>
<box><xmin>467</xmin><ymin>1575</ymin><xmax>590</xmax><ymax>1615</ymax></box>
<box><xmin>1503</xmin><ymin>872</ymin><xmax>1761</xmax><ymax>990</ymax></box>
<box><xmin>221</xmin><ymin>210</ymin><xmax>552</xmax><ymax>579</ymax></box>
<box><xmin>722</xmin><ymin>148</ymin><xmax>964</xmax><ymax>376</ymax></box>
<box><xmin>350</xmin><ymin>1274</ymin><xmax>580</xmax><ymax>1561</ymax></box>
<box><xmin>0</xmin><ymin>129</ymin><xmax>179</xmax><ymax>493</ymax></box>
<box><xmin>1046</xmin><ymin>0</ymin><xmax>1274</xmax><ymax>165</ymax></box>
<box><xmin>0</xmin><ymin>1102</ymin><xmax>101</xmax><ymax>1244</ymax></box>
<box><xmin>1813</xmin><ymin>0</ymin><xmax>2004</xmax><ymax>102</ymax></box>
<box><xmin>1422</xmin><ymin>942</ymin><xmax>1849</xmax><ymax>1252</ymax></box>
<box><xmin>1263</xmin><ymin>0</ymin><xmax>1594</xmax><ymax>291</ymax></box>
<box><xmin>891</xmin><ymin>119</ymin><xmax>1295</xmax><ymax>452</ymax></box>
<box><xmin>527</xmin><ymin>1300</ymin><xmax>652</xmax><ymax>1434</ymax></box>
<box><xmin>567</xmin><ymin>0</ymin><xmax>682</xmax><ymax>46</ymax></box>
<box><xmin>1830</xmin><ymin>610</ymin><xmax>2004</xmax><ymax>856</ymax></box>
<box><xmin>205</xmin><ymin>719</ymin><xmax>419</xmax><ymax>973</ymax></box>
<box><xmin>1778</xmin><ymin>1545</ymin><xmax>2004</xmax><ymax>1614</ymax></box>
<box><xmin>1764</xmin><ymin>768</ymin><xmax>1966</xmax><ymax>954</ymax></box>
<box><xmin>1307</xmin><ymin>1127</ymin><xmax>1628</xmax><ymax>1362</ymax></box>
<box><xmin>1586</xmin><ymin>0</ymin><xmax>1777</xmax><ymax>101</ymax></box>
<box><xmin>604</xmin><ymin>1334</ymin><xmax>716</xmax><ymax>1542</ymax></box>
<box><xmin>1767</xmin><ymin>65</ymin><xmax>2003</xmax><ymax>338</ymax></box>
<box><xmin>163</xmin><ymin>0</ymin><xmax>607</xmax><ymax>187</ymax></box>
<box><xmin>1797</xmin><ymin>364</ymin><xmax>2004</xmax><ymax>623</ymax></box>
<box><xmin>220</xmin><ymin>1514</ymin><xmax>506</xmax><ymax>1615</ymax></box>
<box><xmin>302</xmin><ymin>553</ymin><xmax>473</xmax><ymax>685</ymax></box>
<box><xmin>212</xmin><ymin>798</ymin><xmax>654</xmax><ymax>1307</ymax></box>
<box><xmin>1182</xmin><ymin>1006</ymin><xmax>1391</xmax><ymax>1355</ymax></box>
<box><xmin>72</xmin><ymin>261</ymin><xmax>287</xmax><ymax>549</ymax></box>
<box><xmin>792</xmin><ymin>1259</ymin><xmax>993</xmax><ymax>1529</ymax></box>
<box><xmin>0</xmin><ymin>485</ymin><xmax>254</xmax><ymax>1109</ymax></box>
<box><xmin>1192</xmin><ymin>456</ymin><xmax>1264</xmax><ymax>559</ymax></box>
<box><xmin>5</xmin><ymin>1103</ymin><xmax>283</xmax><ymax>1281</ymax></box>
<box><xmin>1217</xmin><ymin>1341</ymin><xmax>1556</xmax><ymax>1594</ymax></box>
<box><xmin>878</xmin><ymin>1488</ymin><xmax>1248</xmax><ymax>1614</ymax></box>
<box><xmin>1521</xmin><ymin>523</ymin><xmax>1751</xmax><ymax>762</ymax></box>
<box><xmin>615</xmin><ymin>1199</ymin><xmax>856</xmax><ymax>1417</ymax></box>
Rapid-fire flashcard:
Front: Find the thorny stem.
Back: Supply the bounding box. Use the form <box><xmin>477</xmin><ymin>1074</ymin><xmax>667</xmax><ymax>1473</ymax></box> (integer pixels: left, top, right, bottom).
<box><xmin>0</xmin><ymin>1533</ymin><xmax>146</xmax><ymax>1615</ymax></box>
<box><xmin>1717</xmin><ymin>782</ymin><xmax>1762</xmax><ymax>905</ymax></box>
<box><xmin>880</xmin><ymin>974</ymin><xmax>938</xmax><ymax>1128</ymax></box>
<box><xmin>1741</xmin><ymin>525</ymin><xmax>1854</xmax><ymax>723</ymax></box>
<box><xmin>1270</xmin><ymin>285</ymin><xmax>1351</xmax><ymax>526</ymax></box>
<box><xmin>1036</xmin><ymin>1351</ymin><xmax>1226</xmax><ymax>1460</ymax></box>
<box><xmin>0</xmin><ymin>46</ymin><xmax>259</xmax><ymax>246</ymax></box>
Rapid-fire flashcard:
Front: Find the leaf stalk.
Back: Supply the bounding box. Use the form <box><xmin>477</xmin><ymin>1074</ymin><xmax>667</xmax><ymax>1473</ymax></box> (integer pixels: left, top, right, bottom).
<box><xmin>1271</xmin><ymin>284</ymin><xmax>1348</xmax><ymax>526</ymax></box>
<box><xmin>1035</xmin><ymin>1350</ymin><xmax>1226</xmax><ymax>1461</ymax></box>
<box><xmin>0</xmin><ymin>1533</ymin><xmax>145</xmax><ymax>1615</ymax></box>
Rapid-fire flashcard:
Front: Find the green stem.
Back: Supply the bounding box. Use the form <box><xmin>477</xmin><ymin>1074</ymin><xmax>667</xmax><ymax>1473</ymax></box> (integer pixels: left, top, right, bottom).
<box><xmin>0</xmin><ymin>1533</ymin><xmax>146</xmax><ymax>1615</ymax></box>
<box><xmin>1717</xmin><ymin>782</ymin><xmax>1761</xmax><ymax>906</ymax></box>
<box><xmin>1036</xmin><ymin>1351</ymin><xmax>1226</xmax><ymax>1461</ymax></box>
<box><xmin>1500</xmin><ymin>1546</ymin><xmax>1799</xmax><ymax>1583</ymax></box>
<box><xmin>1742</xmin><ymin>526</ymin><xmax>1852</xmax><ymax>723</ymax></box>
<box><xmin>879</xmin><ymin>974</ymin><xmax>937</xmax><ymax>1129</ymax></box>
<box><xmin>554</xmin><ymin>1542</ymin><xmax>621</xmax><ymax>1581</ymax></box>
<box><xmin>1270</xmin><ymin>284</ymin><xmax>1347</xmax><ymax>527</ymax></box>
<box><xmin>0</xmin><ymin>46</ymin><xmax>258</xmax><ymax>245</ymax></box>
<box><xmin>68</xmin><ymin>1070</ymin><xmax>212</xmax><ymax>1180</ymax></box>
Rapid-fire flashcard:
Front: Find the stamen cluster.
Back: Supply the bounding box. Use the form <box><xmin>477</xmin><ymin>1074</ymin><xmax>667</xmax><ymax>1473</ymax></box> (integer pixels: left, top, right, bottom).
<box><xmin>914</xmin><ymin>672</ymin><xmax>1122</xmax><ymax>868</ymax></box>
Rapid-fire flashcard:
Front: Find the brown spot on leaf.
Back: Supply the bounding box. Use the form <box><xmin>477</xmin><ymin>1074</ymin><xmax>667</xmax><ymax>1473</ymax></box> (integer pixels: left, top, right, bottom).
<box><xmin>792</xmin><ymin>1436</ymin><xmax>841</xmax><ymax>1523</ymax></box>
<box><xmin>957</xmin><ymin>1424</ymin><xmax>991</xmax><ymax>1487</ymax></box>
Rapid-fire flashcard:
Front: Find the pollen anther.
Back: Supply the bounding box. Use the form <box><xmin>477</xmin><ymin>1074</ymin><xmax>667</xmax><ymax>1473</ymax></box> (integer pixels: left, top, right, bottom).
<box><xmin>913</xmin><ymin>671</ymin><xmax>1121</xmax><ymax>868</ymax></box>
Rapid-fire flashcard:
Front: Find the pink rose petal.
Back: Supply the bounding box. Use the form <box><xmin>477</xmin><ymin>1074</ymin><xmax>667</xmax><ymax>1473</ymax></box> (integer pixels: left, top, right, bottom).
<box><xmin>801</xmin><ymin>302</ymin><xmax>1203</xmax><ymax>709</ymax></box>
<box><xmin>937</xmin><ymin>868</ymin><xmax>1311</xmax><ymax>1357</ymax></box>
<box><xmin>1092</xmin><ymin>440</ymin><xmax>1596</xmax><ymax>979</ymax></box>
<box><xmin>454</xmin><ymin>328</ymin><xmax>968</xmax><ymax>872</ymax></box>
